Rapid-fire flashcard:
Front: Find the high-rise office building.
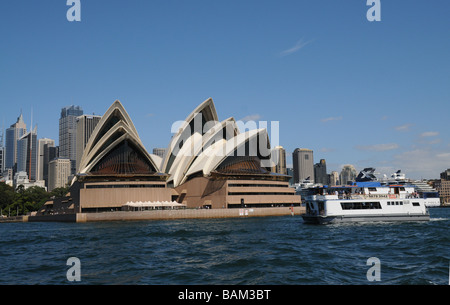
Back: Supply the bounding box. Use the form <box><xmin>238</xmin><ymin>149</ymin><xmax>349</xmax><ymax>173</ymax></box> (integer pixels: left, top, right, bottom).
<box><xmin>340</xmin><ymin>164</ymin><xmax>357</xmax><ymax>185</ymax></box>
<box><xmin>271</xmin><ymin>146</ymin><xmax>287</xmax><ymax>175</ymax></box>
<box><xmin>37</xmin><ymin>138</ymin><xmax>55</xmax><ymax>182</ymax></box>
<box><xmin>292</xmin><ymin>148</ymin><xmax>314</xmax><ymax>184</ymax></box>
<box><xmin>48</xmin><ymin>158</ymin><xmax>71</xmax><ymax>192</ymax></box>
<box><xmin>0</xmin><ymin>126</ymin><xmax>4</xmax><ymax>174</ymax></box>
<box><xmin>76</xmin><ymin>114</ymin><xmax>101</xmax><ymax>173</ymax></box>
<box><xmin>16</xmin><ymin>127</ymin><xmax>37</xmax><ymax>181</ymax></box>
<box><xmin>59</xmin><ymin>105</ymin><xmax>83</xmax><ymax>174</ymax></box>
<box><xmin>43</xmin><ymin>144</ymin><xmax>58</xmax><ymax>188</ymax></box>
<box><xmin>5</xmin><ymin>113</ymin><xmax>27</xmax><ymax>171</ymax></box>
<box><xmin>0</xmin><ymin>146</ymin><xmax>4</xmax><ymax>174</ymax></box>
<box><xmin>314</xmin><ymin>159</ymin><xmax>327</xmax><ymax>185</ymax></box>
<box><xmin>328</xmin><ymin>171</ymin><xmax>339</xmax><ymax>186</ymax></box>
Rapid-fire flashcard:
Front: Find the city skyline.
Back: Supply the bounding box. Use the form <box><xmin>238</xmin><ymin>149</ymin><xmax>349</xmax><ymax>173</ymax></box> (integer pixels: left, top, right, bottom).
<box><xmin>1</xmin><ymin>1</ymin><xmax>449</xmax><ymax>180</ymax></box>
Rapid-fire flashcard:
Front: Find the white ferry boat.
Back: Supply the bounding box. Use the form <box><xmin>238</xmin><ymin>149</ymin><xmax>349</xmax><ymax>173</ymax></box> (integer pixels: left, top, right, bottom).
<box><xmin>301</xmin><ymin>182</ymin><xmax>430</xmax><ymax>224</ymax></box>
<box><xmin>301</xmin><ymin>169</ymin><xmax>430</xmax><ymax>224</ymax></box>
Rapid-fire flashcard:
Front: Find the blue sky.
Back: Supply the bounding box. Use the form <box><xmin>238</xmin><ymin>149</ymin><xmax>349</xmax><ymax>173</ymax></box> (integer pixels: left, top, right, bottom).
<box><xmin>1</xmin><ymin>0</ymin><xmax>449</xmax><ymax>179</ymax></box>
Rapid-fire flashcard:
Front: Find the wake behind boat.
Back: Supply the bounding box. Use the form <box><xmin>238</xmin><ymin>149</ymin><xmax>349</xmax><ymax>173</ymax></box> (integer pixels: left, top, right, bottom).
<box><xmin>301</xmin><ymin>168</ymin><xmax>431</xmax><ymax>224</ymax></box>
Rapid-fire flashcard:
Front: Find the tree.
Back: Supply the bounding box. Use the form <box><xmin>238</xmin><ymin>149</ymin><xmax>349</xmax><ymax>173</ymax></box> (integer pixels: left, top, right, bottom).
<box><xmin>50</xmin><ymin>186</ymin><xmax>70</xmax><ymax>199</ymax></box>
<box><xmin>0</xmin><ymin>182</ymin><xmax>15</xmax><ymax>213</ymax></box>
<box><xmin>0</xmin><ymin>182</ymin><xmax>69</xmax><ymax>216</ymax></box>
<box><xmin>22</xmin><ymin>186</ymin><xmax>49</xmax><ymax>213</ymax></box>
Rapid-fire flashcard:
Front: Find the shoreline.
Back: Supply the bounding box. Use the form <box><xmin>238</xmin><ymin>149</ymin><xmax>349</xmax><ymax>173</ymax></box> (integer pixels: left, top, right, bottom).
<box><xmin>1</xmin><ymin>206</ymin><xmax>305</xmax><ymax>223</ymax></box>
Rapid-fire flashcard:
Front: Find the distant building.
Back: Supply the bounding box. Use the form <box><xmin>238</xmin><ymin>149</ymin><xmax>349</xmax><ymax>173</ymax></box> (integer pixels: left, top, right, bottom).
<box><xmin>286</xmin><ymin>167</ymin><xmax>295</xmax><ymax>186</ymax></box>
<box><xmin>314</xmin><ymin>159</ymin><xmax>327</xmax><ymax>185</ymax></box>
<box><xmin>37</xmin><ymin>138</ymin><xmax>55</xmax><ymax>182</ymax></box>
<box><xmin>43</xmin><ymin>144</ymin><xmax>59</xmax><ymax>188</ymax></box>
<box><xmin>0</xmin><ymin>127</ymin><xmax>4</xmax><ymax>174</ymax></box>
<box><xmin>440</xmin><ymin>169</ymin><xmax>450</xmax><ymax>180</ymax></box>
<box><xmin>48</xmin><ymin>158</ymin><xmax>71</xmax><ymax>192</ymax></box>
<box><xmin>152</xmin><ymin>148</ymin><xmax>167</xmax><ymax>159</ymax></box>
<box><xmin>5</xmin><ymin>113</ymin><xmax>27</xmax><ymax>171</ymax></box>
<box><xmin>16</xmin><ymin>127</ymin><xmax>37</xmax><ymax>181</ymax></box>
<box><xmin>292</xmin><ymin>148</ymin><xmax>314</xmax><ymax>184</ymax></box>
<box><xmin>434</xmin><ymin>180</ymin><xmax>450</xmax><ymax>205</ymax></box>
<box><xmin>13</xmin><ymin>171</ymin><xmax>45</xmax><ymax>190</ymax></box>
<box><xmin>0</xmin><ymin>146</ymin><xmax>4</xmax><ymax>174</ymax></box>
<box><xmin>271</xmin><ymin>146</ymin><xmax>286</xmax><ymax>175</ymax></box>
<box><xmin>3</xmin><ymin>168</ymin><xmax>13</xmax><ymax>184</ymax></box>
<box><xmin>435</xmin><ymin>169</ymin><xmax>450</xmax><ymax>205</ymax></box>
<box><xmin>59</xmin><ymin>105</ymin><xmax>83</xmax><ymax>175</ymax></box>
<box><xmin>328</xmin><ymin>171</ymin><xmax>339</xmax><ymax>186</ymax></box>
<box><xmin>340</xmin><ymin>165</ymin><xmax>357</xmax><ymax>185</ymax></box>
<box><xmin>75</xmin><ymin>114</ymin><xmax>101</xmax><ymax>173</ymax></box>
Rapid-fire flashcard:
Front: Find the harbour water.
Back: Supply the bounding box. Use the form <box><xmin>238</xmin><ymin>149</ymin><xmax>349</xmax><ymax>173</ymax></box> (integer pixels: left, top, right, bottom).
<box><xmin>0</xmin><ymin>208</ymin><xmax>448</xmax><ymax>285</ymax></box>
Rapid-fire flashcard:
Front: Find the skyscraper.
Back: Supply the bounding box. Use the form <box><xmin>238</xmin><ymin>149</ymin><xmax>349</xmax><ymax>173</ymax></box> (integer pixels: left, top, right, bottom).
<box><xmin>17</xmin><ymin>127</ymin><xmax>37</xmax><ymax>181</ymax></box>
<box><xmin>75</xmin><ymin>114</ymin><xmax>101</xmax><ymax>173</ymax></box>
<box><xmin>314</xmin><ymin>159</ymin><xmax>327</xmax><ymax>185</ymax></box>
<box><xmin>59</xmin><ymin>105</ymin><xmax>83</xmax><ymax>174</ymax></box>
<box><xmin>292</xmin><ymin>148</ymin><xmax>314</xmax><ymax>184</ymax></box>
<box><xmin>37</xmin><ymin>138</ymin><xmax>55</xmax><ymax>182</ymax></box>
<box><xmin>271</xmin><ymin>145</ymin><xmax>286</xmax><ymax>175</ymax></box>
<box><xmin>43</xmin><ymin>144</ymin><xmax>58</xmax><ymax>188</ymax></box>
<box><xmin>340</xmin><ymin>164</ymin><xmax>357</xmax><ymax>185</ymax></box>
<box><xmin>5</xmin><ymin>113</ymin><xmax>27</xmax><ymax>171</ymax></box>
<box><xmin>48</xmin><ymin>158</ymin><xmax>71</xmax><ymax>192</ymax></box>
<box><xmin>0</xmin><ymin>146</ymin><xmax>4</xmax><ymax>174</ymax></box>
<box><xmin>328</xmin><ymin>171</ymin><xmax>339</xmax><ymax>186</ymax></box>
<box><xmin>0</xmin><ymin>126</ymin><xmax>4</xmax><ymax>174</ymax></box>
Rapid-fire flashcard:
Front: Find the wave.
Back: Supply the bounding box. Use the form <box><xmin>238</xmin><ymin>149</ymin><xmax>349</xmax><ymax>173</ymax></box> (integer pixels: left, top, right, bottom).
<box><xmin>430</xmin><ymin>217</ymin><xmax>448</xmax><ymax>222</ymax></box>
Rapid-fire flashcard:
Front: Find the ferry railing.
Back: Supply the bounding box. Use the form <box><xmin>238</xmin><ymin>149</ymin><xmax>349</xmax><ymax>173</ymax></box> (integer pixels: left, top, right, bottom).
<box><xmin>305</xmin><ymin>193</ymin><xmax>422</xmax><ymax>201</ymax></box>
<box><xmin>306</xmin><ymin>194</ymin><xmax>403</xmax><ymax>201</ymax></box>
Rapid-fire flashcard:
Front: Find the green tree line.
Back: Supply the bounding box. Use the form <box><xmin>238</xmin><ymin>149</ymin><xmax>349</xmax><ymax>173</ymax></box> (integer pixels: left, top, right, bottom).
<box><xmin>0</xmin><ymin>182</ymin><xmax>69</xmax><ymax>217</ymax></box>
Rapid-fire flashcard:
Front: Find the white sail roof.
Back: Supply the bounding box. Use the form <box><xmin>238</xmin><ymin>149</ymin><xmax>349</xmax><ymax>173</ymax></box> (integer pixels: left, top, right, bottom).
<box><xmin>161</xmin><ymin>97</ymin><xmax>219</xmax><ymax>174</ymax></box>
<box><xmin>77</xmin><ymin>100</ymin><xmax>159</xmax><ymax>176</ymax></box>
<box><xmin>185</xmin><ymin>128</ymin><xmax>268</xmax><ymax>178</ymax></box>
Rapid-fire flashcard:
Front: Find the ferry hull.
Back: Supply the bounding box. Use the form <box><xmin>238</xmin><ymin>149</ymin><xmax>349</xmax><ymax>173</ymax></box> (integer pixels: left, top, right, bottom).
<box><xmin>302</xmin><ymin>213</ymin><xmax>430</xmax><ymax>224</ymax></box>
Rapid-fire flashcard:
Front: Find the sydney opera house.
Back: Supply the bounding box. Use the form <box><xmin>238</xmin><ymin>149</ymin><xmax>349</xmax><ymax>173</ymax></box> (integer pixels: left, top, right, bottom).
<box><xmin>39</xmin><ymin>98</ymin><xmax>300</xmax><ymax>215</ymax></box>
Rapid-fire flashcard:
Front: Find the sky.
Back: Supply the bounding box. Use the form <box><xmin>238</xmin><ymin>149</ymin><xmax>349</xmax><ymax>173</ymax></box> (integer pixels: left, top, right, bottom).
<box><xmin>1</xmin><ymin>0</ymin><xmax>449</xmax><ymax>180</ymax></box>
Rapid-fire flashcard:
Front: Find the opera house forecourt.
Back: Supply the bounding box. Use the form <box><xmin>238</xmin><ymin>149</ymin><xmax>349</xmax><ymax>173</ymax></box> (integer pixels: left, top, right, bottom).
<box><xmin>32</xmin><ymin>98</ymin><xmax>302</xmax><ymax>222</ymax></box>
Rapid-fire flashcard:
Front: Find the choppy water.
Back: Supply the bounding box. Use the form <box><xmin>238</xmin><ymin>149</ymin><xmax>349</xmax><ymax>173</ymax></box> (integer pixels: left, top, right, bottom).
<box><xmin>0</xmin><ymin>208</ymin><xmax>449</xmax><ymax>285</ymax></box>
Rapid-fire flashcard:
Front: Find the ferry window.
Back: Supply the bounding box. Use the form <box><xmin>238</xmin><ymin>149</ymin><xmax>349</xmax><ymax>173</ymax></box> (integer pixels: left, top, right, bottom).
<box><xmin>340</xmin><ymin>202</ymin><xmax>381</xmax><ymax>210</ymax></box>
<box><xmin>387</xmin><ymin>202</ymin><xmax>390</xmax><ymax>205</ymax></box>
<box><xmin>412</xmin><ymin>202</ymin><xmax>420</xmax><ymax>207</ymax></box>
<box><xmin>400</xmin><ymin>202</ymin><xmax>403</xmax><ymax>205</ymax></box>
<box><xmin>368</xmin><ymin>187</ymin><xmax>377</xmax><ymax>192</ymax></box>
